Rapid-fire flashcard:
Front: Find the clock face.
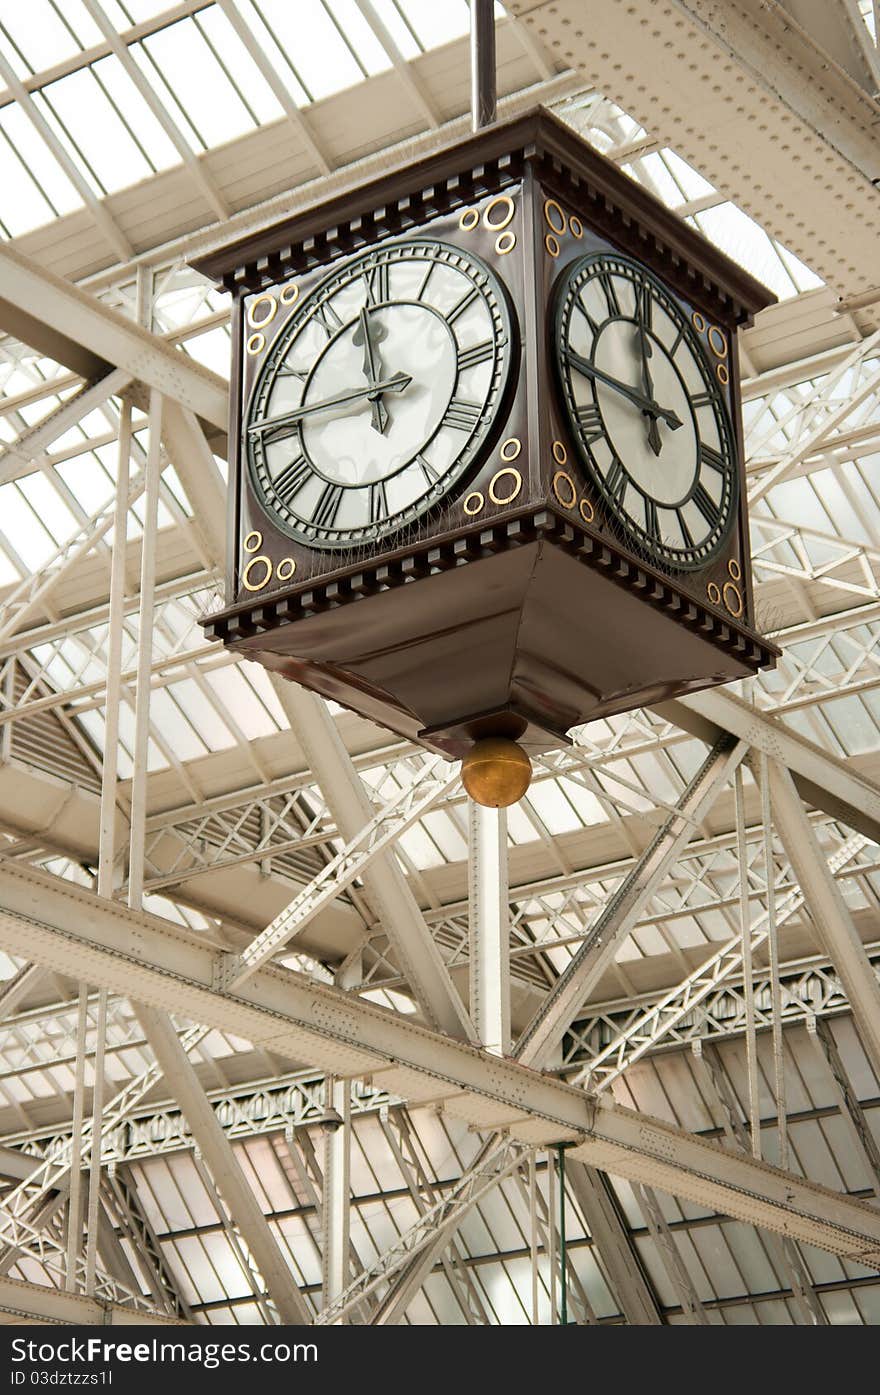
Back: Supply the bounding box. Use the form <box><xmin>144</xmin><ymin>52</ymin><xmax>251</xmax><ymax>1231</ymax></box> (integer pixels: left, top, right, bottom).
<box><xmin>244</xmin><ymin>240</ymin><xmax>513</xmax><ymax>549</ymax></box>
<box><xmin>554</xmin><ymin>252</ymin><xmax>738</xmax><ymax>571</ymax></box>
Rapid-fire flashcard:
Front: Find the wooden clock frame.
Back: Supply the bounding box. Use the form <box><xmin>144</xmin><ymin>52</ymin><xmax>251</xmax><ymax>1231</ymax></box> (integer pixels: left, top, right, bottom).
<box><xmin>196</xmin><ymin>108</ymin><xmax>779</xmax><ymax>758</ymax></box>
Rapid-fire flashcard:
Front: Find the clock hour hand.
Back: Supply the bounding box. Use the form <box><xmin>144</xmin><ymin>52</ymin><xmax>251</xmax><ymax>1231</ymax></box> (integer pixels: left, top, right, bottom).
<box><xmin>633</xmin><ymin>319</ymin><xmax>663</xmax><ymax>457</ymax></box>
<box><xmin>352</xmin><ymin>306</ymin><xmax>390</xmax><ymax>435</ymax></box>
<box><xmin>565</xmin><ymin>348</ymin><xmax>683</xmax><ymax>432</ymax></box>
<box><xmin>247</xmin><ymin>372</ymin><xmax>412</xmax><ymax>444</ymax></box>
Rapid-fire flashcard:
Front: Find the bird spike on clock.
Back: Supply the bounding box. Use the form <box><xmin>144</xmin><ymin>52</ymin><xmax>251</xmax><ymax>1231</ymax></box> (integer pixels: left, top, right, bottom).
<box><xmin>196</xmin><ymin>108</ymin><xmax>779</xmax><ymax>805</ymax></box>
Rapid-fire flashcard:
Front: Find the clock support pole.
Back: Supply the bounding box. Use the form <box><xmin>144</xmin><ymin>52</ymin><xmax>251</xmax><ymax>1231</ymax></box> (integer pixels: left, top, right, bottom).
<box><xmin>470</xmin><ymin>0</ymin><xmax>496</xmax><ymax>131</ymax></box>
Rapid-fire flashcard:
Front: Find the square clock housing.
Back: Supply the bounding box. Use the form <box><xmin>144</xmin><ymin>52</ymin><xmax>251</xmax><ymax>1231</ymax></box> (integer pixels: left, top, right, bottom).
<box><xmin>196</xmin><ymin>108</ymin><xmax>778</xmax><ymax>758</ymax></box>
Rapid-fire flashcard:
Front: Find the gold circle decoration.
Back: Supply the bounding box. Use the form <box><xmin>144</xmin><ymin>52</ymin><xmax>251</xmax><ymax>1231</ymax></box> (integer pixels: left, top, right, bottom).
<box><xmin>459</xmin><ymin>206</ymin><xmax>480</xmax><ymax>232</ymax></box>
<box><xmin>692</xmin><ymin>311</ymin><xmax>706</xmax><ymax>334</ymax></box>
<box><xmin>495</xmin><ymin>230</ymin><xmax>516</xmax><ymax>256</ymax></box>
<box><xmin>723</xmin><ymin>581</ymin><xmax>744</xmax><ymax>618</ymax></box>
<box><xmin>463</xmin><ymin>491</ymin><xmax>484</xmax><ymax>516</ymax></box>
<box><xmin>280</xmin><ymin>282</ymin><xmax>300</xmax><ymax>306</ymax></box>
<box><xmin>552</xmin><ymin>440</ymin><xmax>568</xmax><ymax>466</ymax></box>
<box><xmin>707</xmin><ymin>581</ymin><xmax>721</xmax><ymax>606</ymax></box>
<box><xmin>489</xmin><ymin>468</ymin><xmax>522</xmax><ymax>505</ymax></box>
<box><xmin>500</xmin><ymin>437</ymin><xmax>522</xmax><ymax>462</ymax></box>
<box><xmin>543</xmin><ymin>198</ymin><xmax>567</xmax><ymax>235</ymax></box>
<box><xmin>276</xmin><ymin>557</ymin><xmax>296</xmax><ymax>581</ymax></box>
<box><xmin>242</xmin><ymin>555</ymin><xmax>272</xmax><ymax>592</ymax></box>
<box><xmin>716</xmin><ymin>363</ymin><xmax>730</xmax><ymax>386</ymax></box>
<box><xmin>246</xmin><ymin>332</ymin><xmax>266</xmax><ymax>356</ymax></box>
<box><xmin>569</xmin><ymin>215</ymin><xmax>584</xmax><ymax>239</ymax></box>
<box><xmin>247</xmin><ymin>294</ymin><xmax>277</xmax><ymax>329</ymax></box>
<box><xmin>552</xmin><ymin>470</ymin><xmax>577</xmax><ymax>509</ymax></box>
<box><xmin>579</xmin><ymin>497</ymin><xmax>595</xmax><ymax>525</ymax></box>
<box><xmin>244</xmin><ymin>530</ymin><xmax>262</xmax><ymax>553</ymax></box>
<box><xmin>728</xmin><ymin>558</ymin><xmax>742</xmax><ymax>582</ymax></box>
<box><xmin>545</xmin><ymin>233</ymin><xmax>560</xmax><ymax>259</ymax></box>
<box><xmin>483</xmin><ymin>194</ymin><xmax>515</xmax><ymax>231</ymax></box>
<box><xmin>707</xmin><ymin>325</ymin><xmax>729</xmax><ymax>358</ymax></box>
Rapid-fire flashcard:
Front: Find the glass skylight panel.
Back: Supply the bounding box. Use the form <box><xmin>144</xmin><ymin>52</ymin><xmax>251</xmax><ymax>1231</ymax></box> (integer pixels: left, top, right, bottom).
<box><xmin>396</xmin><ymin>0</ymin><xmax>474</xmax><ymax>50</ymax></box>
<box><xmin>141</xmin><ymin>19</ymin><xmax>258</xmax><ymax>149</ymax></box>
<box><xmin>204</xmin><ymin>664</ymin><xmax>278</xmax><ymax>740</ymax></box>
<box><xmin>40</xmin><ymin>68</ymin><xmax>156</xmax><ymax>194</ymax></box>
<box><xmin>0</xmin><ymin>2</ymin><xmax>87</xmax><ymax>75</ymax></box>
<box><xmin>257</xmin><ymin>0</ymin><xmax>364</xmax><ymax>103</ymax></box>
<box><xmin>0</xmin><ymin>102</ymin><xmax>83</xmax><ymax>217</ymax></box>
<box><xmin>91</xmin><ymin>53</ymin><xmax>182</xmax><ymax>173</ymax></box>
<box><xmin>693</xmin><ymin>203</ymin><xmax>804</xmax><ymax>300</ymax></box>
<box><xmin>17</xmin><ymin>472</ymin><xmax>80</xmax><ymax>544</ymax></box>
<box><xmin>166</xmin><ymin>676</ymin><xmax>236</xmax><ymax>752</ymax></box>
<box><xmin>525</xmin><ymin>778</ymin><xmax>582</xmax><ymax>835</ymax></box>
<box><xmin>368</xmin><ymin>0</ymin><xmax>420</xmax><ymax>60</ymax></box>
<box><xmin>0</xmin><ymin>128</ymin><xmax>57</xmax><ymax>236</ymax></box>
<box><xmin>194</xmin><ymin>7</ymin><xmax>284</xmax><ymax>126</ymax></box>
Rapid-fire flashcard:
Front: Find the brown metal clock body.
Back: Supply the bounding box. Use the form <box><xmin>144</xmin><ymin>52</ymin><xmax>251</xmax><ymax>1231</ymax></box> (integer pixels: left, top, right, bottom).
<box><xmin>197</xmin><ymin>109</ymin><xmax>778</xmax><ymax>758</ymax></box>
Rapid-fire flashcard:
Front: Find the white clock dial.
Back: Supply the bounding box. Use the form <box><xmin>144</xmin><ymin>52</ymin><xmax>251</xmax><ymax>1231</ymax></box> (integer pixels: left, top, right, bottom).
<box><xmin>554</xmin><ymin>252</ymin><xmax>738</xmax><ymax>570</ymax></box>
<box><xmin>244</xmin><ymin>240</ymin><xmax>513</xmax><ymax>547</ymax></box>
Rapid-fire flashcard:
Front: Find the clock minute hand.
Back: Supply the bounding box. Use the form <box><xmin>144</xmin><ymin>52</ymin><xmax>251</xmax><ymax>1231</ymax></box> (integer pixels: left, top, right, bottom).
<box><xmin>248</xmin><ymin>372</ymin><xmax>412</xmax><ymax>443</ymax></box>
<box><xmin>565</xmin><ymin>348</ymin><xmax>683</xmax><ymax>431</ymax></box>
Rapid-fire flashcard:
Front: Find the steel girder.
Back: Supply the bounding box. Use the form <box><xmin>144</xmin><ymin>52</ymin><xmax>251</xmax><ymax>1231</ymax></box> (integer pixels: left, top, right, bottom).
<box><xmin>2</xmin><ymin>860</ymin><xmax>880</xmax><ymax>1270</ymax></box>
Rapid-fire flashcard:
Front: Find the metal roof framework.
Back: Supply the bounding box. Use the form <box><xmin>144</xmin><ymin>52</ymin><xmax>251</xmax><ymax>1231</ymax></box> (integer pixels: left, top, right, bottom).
<box><xmin>0</xmin><ymin>0</ymin><xmax>879</xmax><ymax>1326</ymax></box>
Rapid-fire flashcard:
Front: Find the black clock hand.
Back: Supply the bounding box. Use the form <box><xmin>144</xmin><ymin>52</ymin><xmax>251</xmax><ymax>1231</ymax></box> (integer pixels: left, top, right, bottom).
<box><xmin>248</xmin><ymin>372</ymin><xmax>412</xmax><ymax>443</ymax></box>
<box><xmin>565</xmin><ymin>348</ymin><xmax>683</xmax><ymax>431</ymax></box>
<box><xmin>633</xmin><ymin>319</ymin><xmax>663</xmax><ymax>456</ymax></box>
<box><xmin>352</xmin><ymin>306</ymin><xmax>390</xmax><ymax>435</ymax></box>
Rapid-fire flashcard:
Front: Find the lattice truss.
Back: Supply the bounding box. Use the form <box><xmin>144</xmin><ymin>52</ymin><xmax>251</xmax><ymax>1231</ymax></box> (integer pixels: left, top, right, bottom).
<box><xmin>0</xmin><ymin>0</ymin><xmax>879</xmax><ymax>1329</ymax></box>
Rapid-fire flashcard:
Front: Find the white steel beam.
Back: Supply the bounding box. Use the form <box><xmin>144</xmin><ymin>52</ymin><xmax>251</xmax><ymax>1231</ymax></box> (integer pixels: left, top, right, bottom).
<box><xmin>564</xmin><ymin>1162</ymin><xmax>663</xmax><ymax>1325</ymax></box>
<box><xmin>508</xmin><ymin>0</ymin><xmax>880</xmax><ymax>308</ymax></box>
<box><xmin>320</xmin><ymin>1077</ymin><xmax>351</xmax><ymax>1315</ymax></box>
<box><xmin>219</xmin><ymin>755</ymin><xmax>458</xmax><ymax>990</ymax></box>
<box><xmin>3</xmin><ymin>862</ymin><xmax>880</xmax><ymax>1269</ymax></box>
<box><xmin>135</xmin><ymin>1005</ymin><xmax>311</xmax><ymax>1326</ymax></box>
<box><xmin>514</xmin><ymin>735</ymin><xmax>745</xmax><ymax>1068</ymax></box>
<box><xmin>0</xmin><ymin>369</ymin><xmax>131</xmax><ymax>485</ymax></box>
<box><xmin>270</xmin><ymin>682</ymin><xmax>473</xmax><ymax>1039</ymax></box>
<box><xmin>0</xmin><ymin>1274</ymin><xmax>183</xmax><ymax>1326</ymax></box>
<box><xmin>667</xmin><ymin>687</ymin><xmax>880</xmax><ymax>846</ymax></box>
<box><xmin>0</xmin><ymin>242</ymin><xmax>227</xmax><ymax>430</ymax></box>
<box><xmin>769</xmin><ymin>760</ymin><xmax>880</xmax><ymax>1083</ymax></box>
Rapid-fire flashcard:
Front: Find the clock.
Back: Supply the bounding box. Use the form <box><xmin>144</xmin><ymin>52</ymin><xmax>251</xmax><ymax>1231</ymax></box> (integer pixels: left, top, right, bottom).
<box><xmin>554</xmin><ymin>252</ymin><xmax>737</xmax><ymax>572</ymax></box>
<box><xmin>245</xmin><ymin>240</ymin><xmax>514</xmax><ymax>549</ymax></box>
<box><xmin>197</xmin><ymin>109</ymin><xmax>778</xmax><ymax>760</ymax></box>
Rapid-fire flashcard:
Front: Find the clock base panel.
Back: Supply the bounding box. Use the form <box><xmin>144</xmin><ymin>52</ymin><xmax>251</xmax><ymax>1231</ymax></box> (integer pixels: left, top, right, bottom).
<box><xmin>202</xmin><ymin>511</ymin><xmax>777</xmax><ymax>759</ymax></box>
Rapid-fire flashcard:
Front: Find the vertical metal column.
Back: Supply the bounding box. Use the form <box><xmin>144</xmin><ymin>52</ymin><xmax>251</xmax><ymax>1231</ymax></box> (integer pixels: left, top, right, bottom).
<box><xmin>65</xmin><ymin>990</ymin><xmax>88</xmax><ymax>1290</ymax></box>
<box><xmin>758</xmin><ymin>751</ymin><xmax>788</xmax><ymax>1170</ymax></box>
<box><xmin>468</xmin><ymin>801</ymin><xmax>511</xmax><ymax>1055</ymax></box>
<box><xmin>470</xmin><ymin>0</ymin><xmax>496</xmax><ymax>130</ymax></box>
<box><xmin>734</xmin><ymin>765</ymin><xmax>762</xmax><ymax>1157</ymax></box>
<box><xmin>84</xmin><ymin>396</ymin><xmax>133</xmax><ymax>1294</ymax></box>
<box><xmin>321</xmin><ymin>1076</ymin><xmax>351</xmax><ymax>1316</ymax></box>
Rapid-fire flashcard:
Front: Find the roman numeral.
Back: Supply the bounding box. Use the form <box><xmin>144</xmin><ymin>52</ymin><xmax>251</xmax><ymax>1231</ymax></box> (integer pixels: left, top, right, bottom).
<box><xmin>314</xmin><ymin>300</ymin><xmax>343</xmax><ymax>336</ymax></box>
<box><xmin>276</xmin><ymin>365</ymin><xmax>308</xmax><ymax>382</ymax></box>
<box><xmin>634</xmin><ymin>281</ymin><xmax>653</xmax><ymax>329</ymax></box>
<box><xmin>273</xmin><ymin>454</ymin><xmax>311</xmax><ymax>505</ymax></box>
<box><xmin>606</xmin><ymin>456</ymin><xmax>627</xmax><ymax>504</ymax></box>
<box><xmin>312</xmin><ymin>483</ymin><xmax>343</xmax><ymax>530</ymax></box>
<box><xmin>369</xmin><ymin>480</ymin><xmax>388</xmax><ymax>524</ymax></box>
<box><xmin>691</xmin><ymin>390</ymin><xmax>713</xmax><ymax>408</ymax></box>
<box><xmin>415</xmin><ymin>260</ymin><xmax>435</xmax><ymax>302</ymax></box>
<box><xmin>574</xmin><ymin>296</ymin><xmax>600</xmax><ymax>337</ymax></box>
<box><xmin>645</xmin><ymin>497</ymin><xmax>660</xmax><ymax>542</ymax></box>
<box><xmin>692</xmin><ymin>482</ymin><xmax>721</xmax><ymax>527</ymax></box>
<box><xmin>669</xmin><ymin>326</ymin><xmax>685</xmax><ymax>356</ymax></box>
<box><xmin>442</xmin><ymin>398</ymin><xmax>482</xmax><ymax>431</ymax></box>
<box><xmin>365</xmin><ymin>260</ymin><xmax>390</xmax><ymax>305</ymax></box>
<box><xmin>575</xmin><ymin>402</ymin><xmax>604</xmax><ymax>444</ymax></box>
<box><xmin>457</xmin><ymin>340</ymin><xmax>494</xmax><ymax>372</ymax></box>
<box><xmin>415</xmin><ymin>453</ymin><xmax>439</xmax><ymax>485</ymax></box>
<box><xmin>700</xmin><ymin>442</ymin><xmax>726</xmax><ymax>473</ymax></box>
<box><xmin>677</xmin><ymin>509</ymin><xmax>695</xmax><ymax>550</ymax></box>
<box><xmin>597</xmin><ymin>271</ymin><xmax>621</xmax><ymax>317</ymax></box>
<box><xmin>446</xmin><ymin>286</ymin><xmax>479</xmax><ymax>325</ymax></box>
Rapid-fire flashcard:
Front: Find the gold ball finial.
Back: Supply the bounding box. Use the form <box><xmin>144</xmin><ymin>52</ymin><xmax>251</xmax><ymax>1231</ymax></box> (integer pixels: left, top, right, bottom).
<box><xmin>461</xmin><ymin>737</ymin><xmax>532</xmax><ymax>808</ymax></box>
